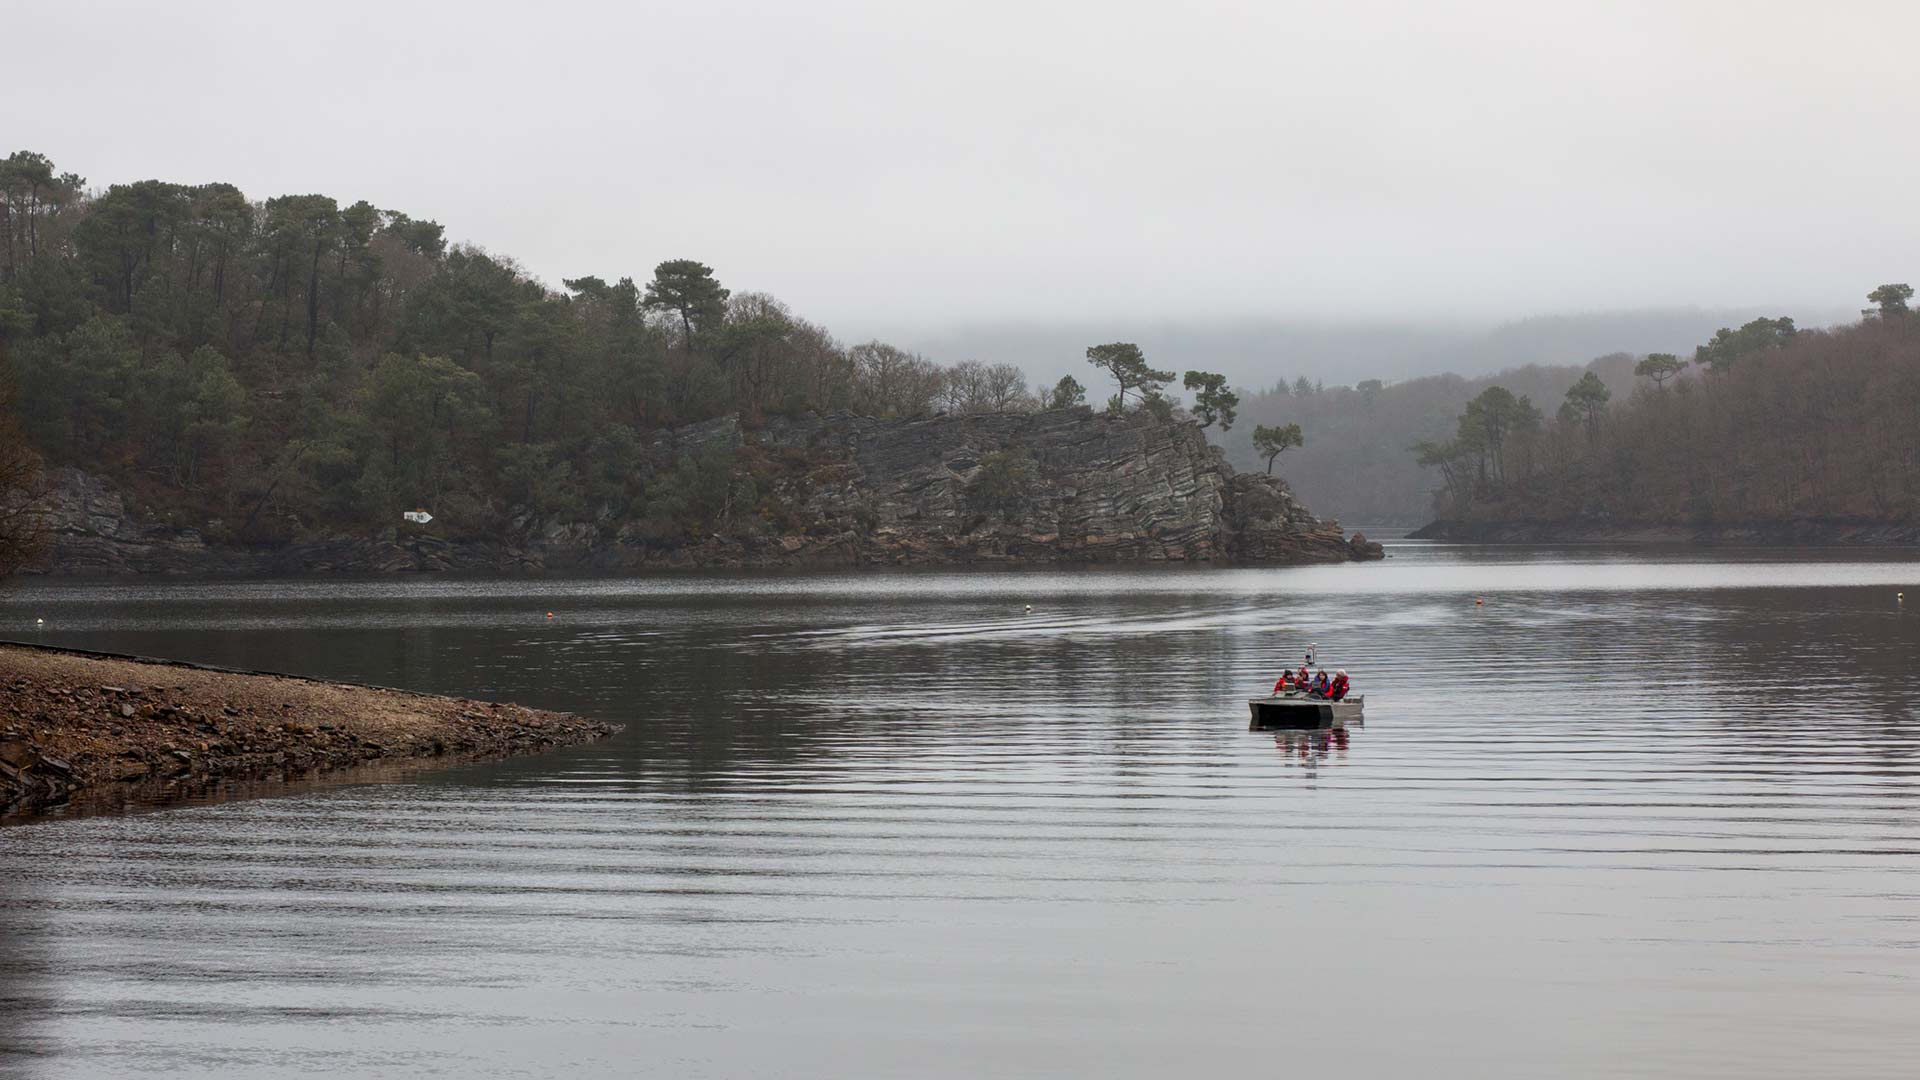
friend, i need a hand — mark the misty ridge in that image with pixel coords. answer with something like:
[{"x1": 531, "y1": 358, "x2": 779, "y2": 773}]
[{"x1": 896, "y1": 306, "x2": 1854, "y2": 392}]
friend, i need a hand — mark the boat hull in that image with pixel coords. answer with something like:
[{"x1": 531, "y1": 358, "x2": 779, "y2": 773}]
[{"x1": 1248, "y1": 694, "x2": 1364, "y2": 731}]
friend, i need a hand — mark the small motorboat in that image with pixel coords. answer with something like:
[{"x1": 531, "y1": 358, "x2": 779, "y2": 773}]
[{"x1": 1248, "y1": 691, "x2": 1364, "y2": 731}]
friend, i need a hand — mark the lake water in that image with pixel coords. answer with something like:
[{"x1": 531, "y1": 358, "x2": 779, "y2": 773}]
[{"x1": 3, "y1": 542, "x2": 1919, "y2": 1079}]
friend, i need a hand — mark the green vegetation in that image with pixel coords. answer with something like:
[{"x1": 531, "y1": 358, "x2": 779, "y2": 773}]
[
  {"x1": 1043, "y1": 376, "x2": 1086, "y2": 409},
  {"x1": 1418, "y1": 286, "x2": 1920, "y2": 524},
  {"x1": 1226, "y1": 359, "x2": 1638, "y2": 523},
  {"x1": 1414, "y1": 386, "x2": 1542, "y2": 491},
  {"x1": 1691, "y1": 316, "x2": 1796, "y2": 374},
  {"x1": 1866, "y1": 282, "x2": 1912, "y2": 318},
  {"x1": 0, "y1": 382, "x2": 43, "y2": 575},
  {"x1": 0, "y1": 150, "x2": 1239, "y2": 552},
  {"x1": 1633, "y1": 352, "x2": 1684, "y2": 389},
  {"x1": 966, "y1": 449, "x2": 1042, "y2": 521},
  {"x1": 1251, "y1": 423, "x2": 1303, "y2": 475},
  {"x1": 1085, "y1": 342, "x2": 1174, "y2": 410},
  {"x1": 1182, "y1": 370, "x2": 1239, "y2": 431},
  {"x1": 1559, "y1": 372, "x2": 1610, "y2": 435}
]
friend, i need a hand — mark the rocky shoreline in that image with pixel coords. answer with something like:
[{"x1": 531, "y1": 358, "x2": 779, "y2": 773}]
[
  {"x1": 1407, "y1": 517, "x2": 1920, "y2": 545},
  {"x1": 29, "y1": 409, "x2": 1383, "y2": 575},
  {"x1": 0, "y1": 643, "x2": 620, "y2": 821}
]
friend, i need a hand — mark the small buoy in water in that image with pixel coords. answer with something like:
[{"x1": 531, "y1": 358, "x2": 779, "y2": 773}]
[
  {"x1": 1024, "y1": 604, "x2": 1032, "y2": 612},
  {"x1": 35, "y1": 617, "x2": 44, "y2": 625},
  {"x1": 1475, "y1": 597, "x2": 1484, "y2": 607},
  {"x1": 546, "y1": 611, "x2": 555, "y2": 619}
]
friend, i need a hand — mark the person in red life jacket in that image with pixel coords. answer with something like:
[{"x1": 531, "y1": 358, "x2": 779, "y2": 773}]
[
  {"x1": 1274, "y1": 670, "x2": 1300, "y2": 694},
  {"x1": 1311, "y1": 670, "x2": 1331, "y2": 697},
  {"x1": 1330, "y1": 669, "x2": 1350, "y2": 701}
]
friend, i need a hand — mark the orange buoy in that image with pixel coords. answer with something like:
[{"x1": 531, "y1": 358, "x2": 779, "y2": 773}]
[
  {"x1": 546, "y1": 611, "x2": 554, "y2": 619},
  {"x1": 1475, "y1": 597, "x2": 1484, "y2": 607}
]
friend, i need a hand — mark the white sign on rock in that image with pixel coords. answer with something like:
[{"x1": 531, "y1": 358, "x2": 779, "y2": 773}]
[{"x1": 403, "y1": 510, "x2": 433, "y2": 524}]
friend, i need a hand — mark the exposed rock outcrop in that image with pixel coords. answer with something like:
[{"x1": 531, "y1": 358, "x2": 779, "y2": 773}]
[
  {"x1": 29, "y1": 409, "x2": 1381, "y2": 575},
  {"x1": 737, "y1": 408, "x2": 1370, "y2": 565},
  {"x1": 37, "y1": 467, "x2": 223, "y2": 574}
]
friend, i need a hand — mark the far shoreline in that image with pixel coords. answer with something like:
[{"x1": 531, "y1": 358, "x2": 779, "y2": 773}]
[{"x1": 1408, "y1": 518, "x2": 1920, "y2": 547}]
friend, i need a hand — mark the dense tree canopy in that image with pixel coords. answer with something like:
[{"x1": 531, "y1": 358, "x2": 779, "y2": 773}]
[
  {"x1": 1419, "y1": 298, "x2": 1920, "y2": 525},
  {"x1": 0, "y1": 381, "x2": 44, "y2": 575},
  {"x1": 0, "y1": 151, "x2": 1249, "y2": 553}
]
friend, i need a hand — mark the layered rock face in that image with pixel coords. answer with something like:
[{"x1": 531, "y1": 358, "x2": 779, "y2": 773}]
[
  {"x1": 37, "y1": 468, "x2": 225, "y2": 574},
  {"x1": 33, "y1": 467, "x2": 512, "y2": 575},
  {"x1": 743, "y1": 408, "x2": 1372, "y2": 564},
  {"x1": 29, "y1": 409, "x2": 1382, "y2": 574}
]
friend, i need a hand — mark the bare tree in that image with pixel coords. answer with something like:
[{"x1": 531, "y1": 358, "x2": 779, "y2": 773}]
[
  {"x1": 849, "y1": 341, "x2": 945, "y2": 416},
  {"x1": 942, "y1": 360, "x2": 987, "y2": 412},
  {"x1": 942, "y1": 360, "x2": 1033, "y2": 413},
  {"x1": 976, "y1": 362, "x2": 1031, "y2": 411}
]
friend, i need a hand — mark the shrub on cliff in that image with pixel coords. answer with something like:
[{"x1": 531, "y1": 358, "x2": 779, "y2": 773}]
[{"x1": 967, "y1": 450, "x2": 1041, "y2": 521}]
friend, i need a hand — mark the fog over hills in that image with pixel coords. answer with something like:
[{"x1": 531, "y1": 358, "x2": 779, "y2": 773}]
[{"x1": 891, "y1": 306, "x2": 1858, "y2": 392}]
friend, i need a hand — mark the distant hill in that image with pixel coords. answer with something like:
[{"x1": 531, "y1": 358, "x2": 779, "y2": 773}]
[{"x1": 895, "y1": 307, "x2": 1855, "y2": 391}]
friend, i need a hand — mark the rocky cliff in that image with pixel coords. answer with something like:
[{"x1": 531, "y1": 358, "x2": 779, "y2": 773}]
[{"x1": 29, "y1": 408, "x2": 1382, "y2": 575}]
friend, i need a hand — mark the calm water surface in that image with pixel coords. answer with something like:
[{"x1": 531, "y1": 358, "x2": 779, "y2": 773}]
[{"x1": 2, "y1": 543, "x2": 1919, "y2": 1078}]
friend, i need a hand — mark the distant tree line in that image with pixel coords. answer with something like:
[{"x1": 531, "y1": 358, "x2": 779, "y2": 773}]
[
  {"x1": 0, "y1": 150, "x2": 1235, "y2": 550},
  {"x1": 1224, "y1": 358, "x2": 1640, "y2": 524},
  {"x1": 1418, "y1": 286, "x2": 1920, "y2": 524}
]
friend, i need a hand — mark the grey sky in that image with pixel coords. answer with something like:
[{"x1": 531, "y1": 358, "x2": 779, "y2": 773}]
[{"x1": 11, "y1": 0, "x2": 1917, "y2": 350}]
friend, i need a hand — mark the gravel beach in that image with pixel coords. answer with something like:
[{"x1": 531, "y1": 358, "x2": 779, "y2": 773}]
[{"x1": 0, "y1": 643, "x2": 619, "y2": 820}]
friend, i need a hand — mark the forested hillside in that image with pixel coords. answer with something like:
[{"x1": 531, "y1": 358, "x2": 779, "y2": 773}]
[
  {"x1": 1412, "y1": 292, "x2": 1920, "y2": 531},
  {"x1": 1220, "y1": 356, "x2": 1638, "y2": 524},
  {"x1": 9, "y1": 149, "x2": 1903, "y2": 556},
  {"x1": 0, "y1": 151, "x2": 1072, "y2": 550}
]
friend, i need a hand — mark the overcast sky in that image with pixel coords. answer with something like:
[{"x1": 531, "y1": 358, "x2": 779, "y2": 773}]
[{"x1": 10, "y1": 1, "x2": 1917, "y2": 345}]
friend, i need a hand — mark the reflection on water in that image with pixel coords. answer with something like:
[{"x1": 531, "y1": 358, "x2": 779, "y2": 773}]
[{"x1": 1, "y1": 542, "x2": 1918, "y2": 1078}]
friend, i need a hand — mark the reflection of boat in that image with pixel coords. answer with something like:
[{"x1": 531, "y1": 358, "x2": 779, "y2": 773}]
[{"x1": 1248, "y1": 692, "x2": 1364, "y2": 731}]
